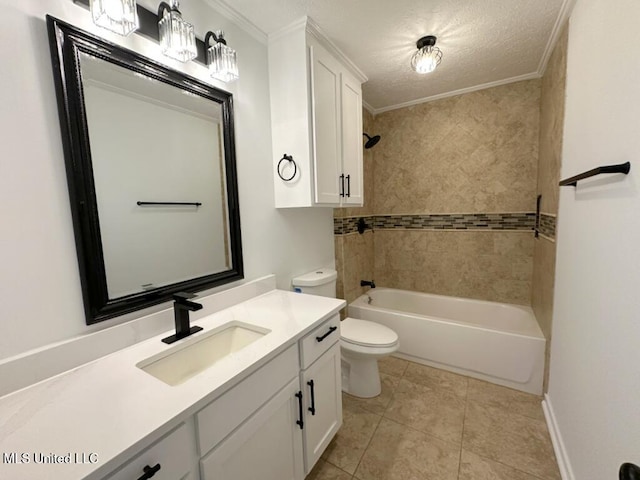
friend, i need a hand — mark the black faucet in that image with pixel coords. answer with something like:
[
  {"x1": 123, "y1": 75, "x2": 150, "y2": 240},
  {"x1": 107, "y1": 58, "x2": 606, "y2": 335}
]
[
  {"x1": 162, "y1": 292, "x2": 203, "y2": 344},
  {"x1": 360, "y1": 280, "x2": 376, "y2": 288}
]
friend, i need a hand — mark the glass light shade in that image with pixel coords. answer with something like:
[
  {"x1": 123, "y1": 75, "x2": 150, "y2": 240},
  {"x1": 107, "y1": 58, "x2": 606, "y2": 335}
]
[
  {"x1": 208, "y1": 41, "x2": 239, "y2": 83},
  {"x1": 411, "y1": 45, "x2": 443, "y2": 74},
  {"x1": 90, "y1": 0, "x2": 139, "y2": 36},
  {"x1": 158, "y1": 7, "x2": 197, "y2": 62}
]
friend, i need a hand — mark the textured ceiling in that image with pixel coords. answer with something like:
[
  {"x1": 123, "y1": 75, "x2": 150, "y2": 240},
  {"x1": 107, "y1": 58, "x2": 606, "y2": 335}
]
[{"x1": 222, "y1": 0, "x2": 567, "y2": 112}]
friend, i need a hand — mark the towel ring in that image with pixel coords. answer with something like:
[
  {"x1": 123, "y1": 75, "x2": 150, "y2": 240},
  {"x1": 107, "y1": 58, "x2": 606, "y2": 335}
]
[{"x1": 277, "y1": 154, "x2": 297, "y2": 182}]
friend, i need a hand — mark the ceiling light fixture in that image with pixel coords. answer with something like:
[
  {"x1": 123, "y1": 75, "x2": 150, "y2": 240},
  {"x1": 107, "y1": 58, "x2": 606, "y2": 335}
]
[
  {"x1": 157, "y1": 0, "x2": 197, "y2": 62},
  {"x1": 90, "y1": 0, "x2": 139, "y2": 36},
  {"x1": 411, "y1": 35, "x2": 443, "y2": 74},
  {"x1": 205, "y1": 30, "x2": 239, "y2": 83}
]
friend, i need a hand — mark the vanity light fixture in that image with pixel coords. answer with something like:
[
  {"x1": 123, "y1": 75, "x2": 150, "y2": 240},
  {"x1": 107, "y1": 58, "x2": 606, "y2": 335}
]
[
  {"x1": 157, "y1": 0, "x2": 197, "y2": 62},
  {"x1": 205, "y1": 30, "x2": 239, "y2": 83},
  {"x1": 90, "y1": 0, "x2": 139, "y2": 36},
  {"x1": 411, "y1": 35, "x2": 443, "y2": 74}
]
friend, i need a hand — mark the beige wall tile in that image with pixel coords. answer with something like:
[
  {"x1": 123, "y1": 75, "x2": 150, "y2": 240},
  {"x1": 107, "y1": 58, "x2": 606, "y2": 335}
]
[
  {"x1": 374, "y1": 230, "x2": 534, "y2": 305},
  {"x1": 338, "y1": 231, "x2": 374, "y2": 306},
  {"x1": 335, "y1": 236, "x2": 345, "y2": 300},
  {"x1": 372, "y1": 80, "x2": 540, "y2": 215},
  {"x1": 532, "y1": 24, "x2": 567, "y2": 391},
  {"x1": 532, "y1": 236, "x2": 558, "y2": 392},
  {"x1": 537, "y1": 24, "x2": 568, "y2": 215}
]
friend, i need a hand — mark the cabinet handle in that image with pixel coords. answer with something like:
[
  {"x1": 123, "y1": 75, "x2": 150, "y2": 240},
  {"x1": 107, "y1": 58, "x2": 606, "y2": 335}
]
[
  {"x1": 339, "y1": 174, "x2": 345, "y2": 197},
  {"x1": 346, "y1": 174, "x2": 351, "y2": 197},
  {"x1": 307, "y1": 379, "x2": 316, "y2": 416},
  {"x1": 295, "y1": 391, "x2": 304, "y2": 429},
  {"x1": 316, "y1": 326, "x2": 337, "y2": 342},
  {"x1": 137, "y1": 463, "x2": 161, "y2": 480}
]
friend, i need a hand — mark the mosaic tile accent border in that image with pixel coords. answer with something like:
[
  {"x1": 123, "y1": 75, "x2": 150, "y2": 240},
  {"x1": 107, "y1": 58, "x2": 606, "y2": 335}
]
[
  {"x1": 334, "y1": 213, "x2": 535, "y2": 235},
  {"x1": 538, "y1": 213, "x2": 556, "y2": 240},
  {"x1": 334, "y1": 216, "x2": 375, "y2": 235}
]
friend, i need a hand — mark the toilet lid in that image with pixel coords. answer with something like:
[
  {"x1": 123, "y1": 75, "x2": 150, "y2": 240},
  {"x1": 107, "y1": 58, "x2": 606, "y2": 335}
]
[{"x1": 341, "y1": 318, "x2": 398, "y2": 348}]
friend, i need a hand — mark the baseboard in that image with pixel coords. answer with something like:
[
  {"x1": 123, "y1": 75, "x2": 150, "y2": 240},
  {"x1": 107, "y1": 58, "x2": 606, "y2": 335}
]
[{"x1": 542, "y1": 394, "x2": 575, "y2": 480}]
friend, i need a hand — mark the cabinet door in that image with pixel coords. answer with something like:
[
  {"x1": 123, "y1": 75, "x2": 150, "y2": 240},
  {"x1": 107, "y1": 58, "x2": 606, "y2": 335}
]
[
  {"x1": 310, "y1": 44, "x2": 342, "y2": 205},
  {"x1": 200, "y1": 377, "x2": 304, "y2": 480},
  {"x1": 340, "y1": 72, "x2": 364, "y2": 206},
  {"x1": 302, "y1": 343, "x2": 343, "y2": 473}
]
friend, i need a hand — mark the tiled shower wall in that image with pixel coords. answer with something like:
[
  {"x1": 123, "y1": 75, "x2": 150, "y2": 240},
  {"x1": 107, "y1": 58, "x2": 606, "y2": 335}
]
[
  {"x1": 532, "y1": 24, "x2": 568, "y2": 391},
  {"x1": 335, "y1": 80, "x2": 542, "y2": 306}
]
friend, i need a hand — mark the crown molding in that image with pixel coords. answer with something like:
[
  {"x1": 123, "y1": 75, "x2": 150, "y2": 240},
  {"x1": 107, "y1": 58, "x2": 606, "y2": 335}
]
[
  {"x1": 362, "y1": 100, "x2": 375, "y2": 115},
  {"x1": 369, "y1": 72, "x2": 541, "y2": 115},
  {"x1": 305, "y1": 17, "x2": 368, "y2": 83},
  {"x1": 202, "y1": 0, "x2": 268, "y2": 44},
  {"x1": 267, "y1": 17, "x2": 308, "y2": 42},
  {"x1": 537, "y1": 0, "x2": 576, "y2": 75}
]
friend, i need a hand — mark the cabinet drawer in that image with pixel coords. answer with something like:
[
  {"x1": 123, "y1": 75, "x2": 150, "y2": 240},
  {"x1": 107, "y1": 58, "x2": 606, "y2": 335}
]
[
  {"x1": 196, "y1": 344, "x2": 299, "y2": 455},
  {"x1": 300, "y1": 315, "x2": 340, "y2": 370},
  {"x1": 104, "y1": 422, "x2": 193, "y2": 480}
]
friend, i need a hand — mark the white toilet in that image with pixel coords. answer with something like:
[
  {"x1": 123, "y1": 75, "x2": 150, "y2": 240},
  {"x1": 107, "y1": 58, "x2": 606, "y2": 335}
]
[{"x1": 291, "y1": 269, "x2": 399, "y2": 398}]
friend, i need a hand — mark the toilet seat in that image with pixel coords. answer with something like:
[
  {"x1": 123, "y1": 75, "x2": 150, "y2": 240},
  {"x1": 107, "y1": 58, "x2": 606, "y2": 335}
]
[{"x1": 341, "y1": 317, "x2": 398, "y2": 348}]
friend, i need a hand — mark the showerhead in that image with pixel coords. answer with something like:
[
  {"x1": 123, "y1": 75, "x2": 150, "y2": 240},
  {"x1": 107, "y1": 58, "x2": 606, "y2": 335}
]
[{"x1": 363, "y1": 133, "x2": 381, "y2": 149}]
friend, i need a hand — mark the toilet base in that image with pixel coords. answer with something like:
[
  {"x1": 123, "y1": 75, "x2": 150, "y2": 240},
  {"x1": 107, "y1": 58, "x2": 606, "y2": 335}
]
[{"x1": 341, "y1": 354, "x2": 382, "y2": 398}]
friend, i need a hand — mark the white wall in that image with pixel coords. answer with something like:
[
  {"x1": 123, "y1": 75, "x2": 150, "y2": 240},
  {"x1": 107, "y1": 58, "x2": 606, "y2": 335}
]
[
  {"x1": 547, "y1": 0, "x2": 640, "y2": 478},
  {"x1": 0, "y1": 0, "x2": 334, "y2": 361}
]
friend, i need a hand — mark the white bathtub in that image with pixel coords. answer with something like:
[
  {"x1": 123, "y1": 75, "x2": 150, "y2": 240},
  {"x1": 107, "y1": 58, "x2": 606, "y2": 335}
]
[{"x1": 348, "y1": 288, "x2": 545, "y2": 394}]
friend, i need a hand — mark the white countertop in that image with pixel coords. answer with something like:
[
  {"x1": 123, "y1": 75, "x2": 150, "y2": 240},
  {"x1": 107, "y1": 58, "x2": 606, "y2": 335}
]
[{"x1": 0, "y1": 289, "x2": 345, "y2": 480}]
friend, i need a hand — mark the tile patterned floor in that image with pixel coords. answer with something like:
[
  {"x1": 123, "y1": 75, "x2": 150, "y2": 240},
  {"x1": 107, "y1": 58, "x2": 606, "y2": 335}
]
[{"x1": 308, "y1": 357, "x2": 560, "y2": 480}]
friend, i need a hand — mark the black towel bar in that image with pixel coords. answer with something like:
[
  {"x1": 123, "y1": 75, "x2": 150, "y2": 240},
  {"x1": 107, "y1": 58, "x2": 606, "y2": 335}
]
[
  {"x1": 137, "y1": 201, "x2": 202, "y2": 207},
  {"x1": 559, "y1": 162, "x2": 630, "y2": 187}
]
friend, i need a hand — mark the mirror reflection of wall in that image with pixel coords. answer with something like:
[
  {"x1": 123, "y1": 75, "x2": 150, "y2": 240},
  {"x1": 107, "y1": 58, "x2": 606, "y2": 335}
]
[{"x1": 80, "y1": 53, "x2": 231, "y2": 299}]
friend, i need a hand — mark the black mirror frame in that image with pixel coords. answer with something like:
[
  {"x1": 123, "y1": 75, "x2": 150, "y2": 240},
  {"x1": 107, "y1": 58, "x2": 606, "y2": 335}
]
[{"x1": 46, "y1": 16, "x2": 243, "y2": 325}]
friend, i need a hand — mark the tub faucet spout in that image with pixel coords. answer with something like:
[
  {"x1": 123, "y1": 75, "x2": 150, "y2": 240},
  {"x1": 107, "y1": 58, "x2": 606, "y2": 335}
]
[{"x1": 361, "y1": 280, "x2": 376, "y2": 288}]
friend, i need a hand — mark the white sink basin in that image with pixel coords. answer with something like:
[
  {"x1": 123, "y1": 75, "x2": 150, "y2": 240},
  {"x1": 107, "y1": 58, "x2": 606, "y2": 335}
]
[{"x1": 137, "y1": 321, "x2": 271, "y2": 386}]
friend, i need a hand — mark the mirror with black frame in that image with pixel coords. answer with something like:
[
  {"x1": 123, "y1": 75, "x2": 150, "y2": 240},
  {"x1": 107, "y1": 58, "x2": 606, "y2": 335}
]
[{"x1": 47, "y1": 16, "x2": 243, "y2": 325}]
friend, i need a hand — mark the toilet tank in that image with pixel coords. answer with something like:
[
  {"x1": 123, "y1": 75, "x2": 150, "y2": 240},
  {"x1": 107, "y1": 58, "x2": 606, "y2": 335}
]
[{"x1": 291, "y1": 269, "x2": 337, "y2": 298}]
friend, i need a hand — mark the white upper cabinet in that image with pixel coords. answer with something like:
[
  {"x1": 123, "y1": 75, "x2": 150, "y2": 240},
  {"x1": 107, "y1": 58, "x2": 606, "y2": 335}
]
[
  {"x1": 340, "y1": 71, "x2": 364, "y2": 205},
  {"x1": 269, "y1": 18, "x2": 367, "y2": 208}
]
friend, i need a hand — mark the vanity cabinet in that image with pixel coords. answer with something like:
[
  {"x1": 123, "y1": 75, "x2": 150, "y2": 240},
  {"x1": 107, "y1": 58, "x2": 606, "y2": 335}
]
[
  {"x1": 300, "y1": 343, "x2": 342, "y2": 471},
  {"x1": 298, "y1": 315, "x2": 342, "y2": 472},
  {"x1": 103, "y1": 422, "x2": 197, "y2": 480},
  {"x1": 102, "y1": 317, "x2": 342, "y2": 480},
  {"x1": 199, "y1": 315, "x2": 342, "y2": 479},
  {"x1": 200, "y1": 378, "x2": 304, "y2": 480},
  {"x1": 269, "y1": 17, "x2": 367, "y2": 208}
]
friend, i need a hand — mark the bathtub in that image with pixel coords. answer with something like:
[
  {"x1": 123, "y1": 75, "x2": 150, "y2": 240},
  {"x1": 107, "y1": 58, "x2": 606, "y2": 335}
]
[{"x1": 348, "y1": 288, "x2": 545, "y2": 395}]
